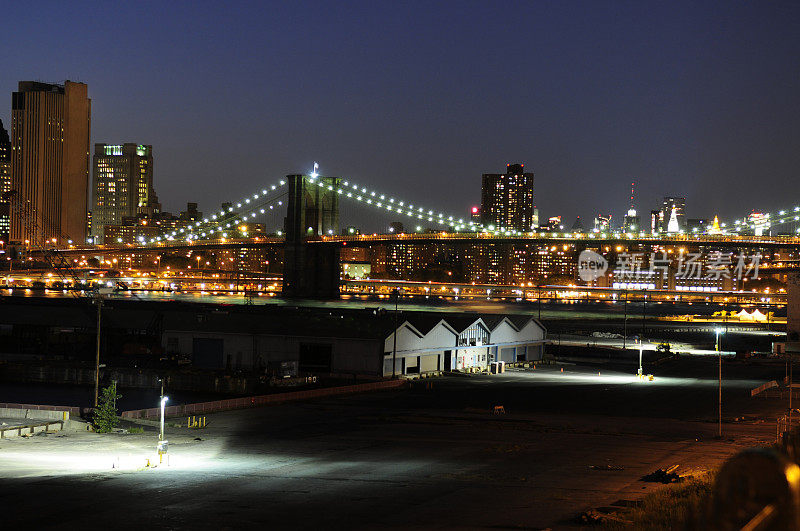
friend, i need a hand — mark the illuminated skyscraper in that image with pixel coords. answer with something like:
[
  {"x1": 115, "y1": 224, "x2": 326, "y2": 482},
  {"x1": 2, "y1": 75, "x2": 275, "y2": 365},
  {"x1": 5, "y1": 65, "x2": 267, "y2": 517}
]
[
  {"x1": 91, "y1": 143, "x2": 159, "y2": 241},
  {"x1": 480, "y1": 163, "x2": 534, "y2": 232},
  {"x1": 622, "y1": 182, "x2": 640, "y2": 232},
  {"x1": 10, "y1": 81, "x2": 91, "y2": 245},
  {"x1": 0, "y1": 119, "x2": 10, "y2": 243},
  {"x1": 660, "y1": 197, "x2": 686, "y2": 232}
]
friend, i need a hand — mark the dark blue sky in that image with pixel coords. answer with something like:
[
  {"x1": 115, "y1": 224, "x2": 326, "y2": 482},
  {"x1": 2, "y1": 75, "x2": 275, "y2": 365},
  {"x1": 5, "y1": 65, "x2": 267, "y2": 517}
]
[{"x1": 3, "y1": 1, "x2": 799, "y2": 229}]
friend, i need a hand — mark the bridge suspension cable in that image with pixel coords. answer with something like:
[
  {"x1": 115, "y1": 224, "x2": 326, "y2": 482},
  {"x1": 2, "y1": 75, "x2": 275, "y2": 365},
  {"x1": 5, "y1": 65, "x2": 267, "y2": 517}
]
[
  {"x1": 131, "y1": 168, "x2": 529, "y2": 249},
  {"x1": 140, "y1": 179, "x2": 288, "y2": 246},
  {"x1": 306, "y1": 174, "x2": 522, "y2": 235}
]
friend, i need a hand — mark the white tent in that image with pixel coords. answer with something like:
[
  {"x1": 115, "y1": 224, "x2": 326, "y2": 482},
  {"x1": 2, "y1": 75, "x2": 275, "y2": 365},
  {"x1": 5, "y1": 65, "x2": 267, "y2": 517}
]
[{"x1": 737, "y1": 309, "x2": 754, "y2": 321}]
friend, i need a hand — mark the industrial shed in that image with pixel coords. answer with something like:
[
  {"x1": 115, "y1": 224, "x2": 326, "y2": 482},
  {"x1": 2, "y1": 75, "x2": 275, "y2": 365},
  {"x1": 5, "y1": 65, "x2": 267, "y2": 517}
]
[
  {"x1": 160, "y1": 306, "x2": 547, "y2": 378},
  {"x1": 382, "y1": 313, "x2": 546, "y2": 376}
]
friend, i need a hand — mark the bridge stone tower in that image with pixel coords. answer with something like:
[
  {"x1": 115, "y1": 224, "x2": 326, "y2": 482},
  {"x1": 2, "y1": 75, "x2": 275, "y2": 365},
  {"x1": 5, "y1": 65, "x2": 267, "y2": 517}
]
[{"x1": 283, "y1": 174, "x2": 341, "y2": 299}]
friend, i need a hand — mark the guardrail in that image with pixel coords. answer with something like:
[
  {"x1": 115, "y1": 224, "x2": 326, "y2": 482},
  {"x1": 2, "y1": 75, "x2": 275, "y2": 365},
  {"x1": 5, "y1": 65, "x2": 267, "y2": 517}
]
[{"x1": 121, "y1": 379, "x2": 407, "y2": 419}]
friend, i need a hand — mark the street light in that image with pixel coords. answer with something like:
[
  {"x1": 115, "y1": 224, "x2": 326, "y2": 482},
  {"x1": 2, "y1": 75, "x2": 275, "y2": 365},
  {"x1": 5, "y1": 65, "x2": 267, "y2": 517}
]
[
  {"x1": 715, "y1": 327, "x2": 724, "y2": 438},
  {"x1": 159, "y1": 395, "x2": 169, "y2": 441},
  {"x1": 636, "y1": 336, "x2": 643, "y2": 377}
]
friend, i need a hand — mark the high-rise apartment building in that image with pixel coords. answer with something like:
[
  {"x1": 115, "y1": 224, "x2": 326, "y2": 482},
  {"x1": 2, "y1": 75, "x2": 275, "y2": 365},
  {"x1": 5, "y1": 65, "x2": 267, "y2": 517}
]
[
  {"x1": 10, "y1": 81, "x2": 91, "y2": 245},
  {"x1": 480, "y1": 163, "x2": 534, "y2": 232},
  {"x1": 650, "y1": 210, "x2": 661, "y2": 233},
  {"x1": 0, "y1": 119, "x2": 11, "y2": 244},
  {"x1": 661, "y1": 197, "x2": 686, "y2": 232},
  {"x1": 91, "y1": 143, "x2": 159, "y2": 240}
]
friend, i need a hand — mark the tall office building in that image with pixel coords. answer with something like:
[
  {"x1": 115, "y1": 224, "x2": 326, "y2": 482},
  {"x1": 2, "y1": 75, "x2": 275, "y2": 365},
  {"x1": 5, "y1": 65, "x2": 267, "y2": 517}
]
[
  {"x1": 650, "y1": 210, "x2": 661, "y2": 234},
  {"x1": 480, "y1": 163, "x2": 534, "y2": 232},
  {"x1": 91, "y1": 143, "x2": 159, "y2": 240},
  {"x1": 0, "y1": 119, "x2": 11, "y2": 243},
  {"x1": 10, "y1": 81, "x2": 91, "y2": 245},
  {"x1": 661, "y1": 197, "x2": 686, "y2": 232}
]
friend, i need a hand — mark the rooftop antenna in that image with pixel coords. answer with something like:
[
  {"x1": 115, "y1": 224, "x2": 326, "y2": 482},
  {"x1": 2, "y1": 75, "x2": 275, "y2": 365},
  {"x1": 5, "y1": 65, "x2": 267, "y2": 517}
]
[
  {"x1": 630, "y1": 182, "x2": 635, "y2": 210},
  {"x1": 627, "y1": 182, "x2": 637, "y2": 217}
]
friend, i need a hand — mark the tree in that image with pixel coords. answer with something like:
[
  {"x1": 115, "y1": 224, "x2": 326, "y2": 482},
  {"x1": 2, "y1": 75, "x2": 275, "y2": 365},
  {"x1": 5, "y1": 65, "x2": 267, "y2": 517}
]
[{"x1": 93, "y1": 383, "x2": 121, "y2": 433}]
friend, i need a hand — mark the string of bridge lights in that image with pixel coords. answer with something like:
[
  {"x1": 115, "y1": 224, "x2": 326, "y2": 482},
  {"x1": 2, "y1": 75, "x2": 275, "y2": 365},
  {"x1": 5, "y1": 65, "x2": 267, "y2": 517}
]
[
  {"x1": 131, "y1": 163, "x2": 800, "y2": 249},
  {"x1": 132, "y1": 164, "x2": 524, "y2": 247},
  {"x1": 305, "y1": 166, "x2": 518, "y2": 235},
  {"x1": 139, "y1": 180, "x2": 288, "y2": 245}
]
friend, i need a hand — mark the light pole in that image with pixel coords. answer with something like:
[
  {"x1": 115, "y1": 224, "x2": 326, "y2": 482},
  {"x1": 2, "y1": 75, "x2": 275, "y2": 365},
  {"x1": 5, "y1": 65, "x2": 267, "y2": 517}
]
[
  {"x1": 636, "y1": 336, "x2": 642, "y2": 377},
  {"x1": 715, "y1": 327, "x2": 724, "y2": 438},
  {"x1": 159, "y1": 395, "x2": 168, "y2": 441}
]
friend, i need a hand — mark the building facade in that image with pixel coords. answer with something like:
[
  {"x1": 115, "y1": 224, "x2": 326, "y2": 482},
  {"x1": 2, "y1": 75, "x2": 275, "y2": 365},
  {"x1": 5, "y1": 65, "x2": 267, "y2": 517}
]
[
  {"x1": 10, "y1": 81, "x2": 91, "y2": 245},
  {"x1": 480, "y1": 163, "x2": 535, "y2": 232},
  {"x1": 92, "y1": 143, "x2": 159, "y2": 241},
  {"x1": 0, "y1": 119, "x2": 10, "y2": 244}
]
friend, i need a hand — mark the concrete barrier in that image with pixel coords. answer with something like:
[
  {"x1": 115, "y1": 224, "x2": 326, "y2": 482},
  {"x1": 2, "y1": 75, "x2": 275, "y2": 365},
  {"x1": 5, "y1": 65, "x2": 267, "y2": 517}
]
[
  {"x1": 0, "y1": 406, "x2": 70, "y2": 421},
  {"x1": 121, "y1": 379, "x2": 408, "y2": 419},
  {"x1": 0, "y1": 420, "x2": 64, "y2": 438},
  {"x1": 0, "y1": 402, "x2": 81, "y2": 419}
]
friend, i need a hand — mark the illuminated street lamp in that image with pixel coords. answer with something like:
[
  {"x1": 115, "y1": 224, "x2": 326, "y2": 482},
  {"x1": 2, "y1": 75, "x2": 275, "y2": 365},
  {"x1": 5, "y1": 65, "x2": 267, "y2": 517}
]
[
  {"x1": 636, "y1": 336, "x2": 642, "y2": 376},
  {"x1": 715, "y1": 327, "x2": 724, "y2": 438},
  {"x1": 159, "y1": 395, "x2": 169, "y2": 441}
]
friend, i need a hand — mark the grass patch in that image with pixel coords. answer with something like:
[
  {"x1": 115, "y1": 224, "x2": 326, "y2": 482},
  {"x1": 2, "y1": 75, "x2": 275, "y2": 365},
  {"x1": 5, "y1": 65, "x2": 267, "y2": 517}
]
[
  {"x1": 128, "y1": 427, "x2": 145, "y2": 434},
  {"x1": 606, "y1": 472, "x2": 714, "y2": 530}
]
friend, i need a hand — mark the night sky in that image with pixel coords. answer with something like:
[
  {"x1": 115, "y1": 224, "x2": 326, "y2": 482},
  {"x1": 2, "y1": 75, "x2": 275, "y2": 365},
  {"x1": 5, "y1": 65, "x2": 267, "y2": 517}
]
[{"x1": 3, "y1": 1, "x2": 799, "y2": 229}]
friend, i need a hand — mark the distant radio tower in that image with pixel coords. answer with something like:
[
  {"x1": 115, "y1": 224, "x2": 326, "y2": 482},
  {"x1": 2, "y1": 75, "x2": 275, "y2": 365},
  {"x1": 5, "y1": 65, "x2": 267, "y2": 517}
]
[
  {"x1": 630, "y1": 182, "x2": 635, "y2": 210},
  {"x1": 627, "y1": 182, "x2": 637, "y2": 217}
]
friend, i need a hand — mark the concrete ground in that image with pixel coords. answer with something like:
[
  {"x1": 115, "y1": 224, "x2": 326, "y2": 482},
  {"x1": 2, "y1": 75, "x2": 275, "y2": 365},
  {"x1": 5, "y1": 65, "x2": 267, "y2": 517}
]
[{"x1": 0, "y1": 358, "x2": 788, "y2": 529}]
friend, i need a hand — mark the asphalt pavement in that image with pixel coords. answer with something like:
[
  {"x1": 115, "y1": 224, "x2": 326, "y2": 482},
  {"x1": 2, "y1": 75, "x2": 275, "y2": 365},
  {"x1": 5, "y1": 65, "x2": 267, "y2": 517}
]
[{"x1": 0, "y1": 360, "x2": 787, "y2": 529}]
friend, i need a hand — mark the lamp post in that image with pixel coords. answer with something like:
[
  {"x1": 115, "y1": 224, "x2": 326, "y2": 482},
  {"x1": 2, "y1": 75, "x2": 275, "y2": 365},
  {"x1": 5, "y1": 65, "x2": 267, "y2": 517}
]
[
  {"x1": 715, "y1": 327, "x2": 724, "y2": 438},
  {"x1": 636, "y1": 336, "x2": 642, "y2": 376},
  {"x1": 159, "y1": 395, "x2": 168, "y2": 441}
]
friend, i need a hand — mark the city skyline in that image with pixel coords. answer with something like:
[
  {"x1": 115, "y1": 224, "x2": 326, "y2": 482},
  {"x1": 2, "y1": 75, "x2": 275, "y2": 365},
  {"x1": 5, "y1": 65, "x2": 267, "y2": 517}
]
[{"x1": 2, "y1": 2, "x2": 799, "y2": 227}]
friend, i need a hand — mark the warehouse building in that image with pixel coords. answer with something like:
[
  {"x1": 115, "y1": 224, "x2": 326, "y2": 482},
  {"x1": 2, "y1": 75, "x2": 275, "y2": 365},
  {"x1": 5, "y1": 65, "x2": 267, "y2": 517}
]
[{"x1": 160, "y1": 307, "x2": 546, "y2": 377}]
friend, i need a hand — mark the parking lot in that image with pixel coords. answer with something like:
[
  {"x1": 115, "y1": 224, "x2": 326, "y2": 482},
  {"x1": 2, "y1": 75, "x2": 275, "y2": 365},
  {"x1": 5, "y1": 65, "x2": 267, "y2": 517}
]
[{"x1": 0, "y1": 360, "x2": 786, "y2": 529}]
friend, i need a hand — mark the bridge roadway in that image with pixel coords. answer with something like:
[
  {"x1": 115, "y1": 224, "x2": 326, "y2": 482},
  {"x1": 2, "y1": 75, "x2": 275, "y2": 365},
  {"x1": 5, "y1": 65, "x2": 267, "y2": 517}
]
[{"x1": 47, "y1": 231, "x2": 800, "y2": 258}]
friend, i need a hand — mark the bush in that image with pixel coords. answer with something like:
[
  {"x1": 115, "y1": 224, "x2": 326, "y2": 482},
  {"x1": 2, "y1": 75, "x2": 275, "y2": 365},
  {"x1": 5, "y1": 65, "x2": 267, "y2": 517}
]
[
  {"x1": 605, "y1": 472, "x2": 714, "y2": 530},
  {"x1": 93, "y1": 383, "x2": 121, "y2": 433}
]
